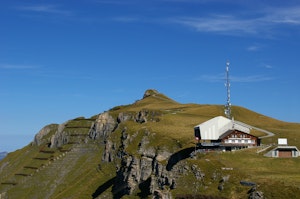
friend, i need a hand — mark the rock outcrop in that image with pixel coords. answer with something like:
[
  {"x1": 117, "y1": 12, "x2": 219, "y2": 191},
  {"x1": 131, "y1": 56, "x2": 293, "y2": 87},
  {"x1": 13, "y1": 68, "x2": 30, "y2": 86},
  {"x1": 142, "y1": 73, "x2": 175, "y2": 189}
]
[
  {"x1": 102, "y1": 139, "x2": 115, "y2": 162},
  {"x1": 135, "y1": 110, "x2": 161, "y2": 123},
  {"x1": 50, "y1": 122, "x2": 68, "y2": 148},
  {"x1": 104, "y1": 122, "x2": 179, "y2": 198},
  {"x1": 248, "y1": 186, "x2": 264, "y2": 199},
  {"x1": 112, "y1": 153, "x2": 178, "y2": 198},
  {"x1": 89, "y1": 112, "x2": 117, "y2": 140},
  {"x1": 117, "y1": 112, "x2": 133, "y2": 123},
  {"x1": 33, "y1": 124, "x2": 58, "y2": 146},
  {"x1": 143, "y1": 89, "x2": 159, "y2": 98}
]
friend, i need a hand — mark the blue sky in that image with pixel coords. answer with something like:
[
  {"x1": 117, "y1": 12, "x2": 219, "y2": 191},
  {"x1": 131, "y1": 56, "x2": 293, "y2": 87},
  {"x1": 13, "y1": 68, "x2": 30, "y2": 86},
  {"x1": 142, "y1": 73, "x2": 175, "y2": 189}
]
[{"x1": 1, "y1": 0, "x2": 300, "y2": 152}]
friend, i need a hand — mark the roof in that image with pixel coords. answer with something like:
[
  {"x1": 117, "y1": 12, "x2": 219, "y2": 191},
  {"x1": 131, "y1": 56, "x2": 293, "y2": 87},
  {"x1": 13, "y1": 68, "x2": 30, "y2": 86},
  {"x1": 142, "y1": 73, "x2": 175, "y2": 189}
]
[
  {"x1": 219, "y1": 130, "x2": 234, "y2": 140},
  {"x1": 274, "y1": 146, "x2": 300, "y2": 151},
  {"x1": 194, "y1": 116, "x2": 251, "y2": 140},
  {"x1": 264, "y1": 145, "x2": 300, "y2": 157}
]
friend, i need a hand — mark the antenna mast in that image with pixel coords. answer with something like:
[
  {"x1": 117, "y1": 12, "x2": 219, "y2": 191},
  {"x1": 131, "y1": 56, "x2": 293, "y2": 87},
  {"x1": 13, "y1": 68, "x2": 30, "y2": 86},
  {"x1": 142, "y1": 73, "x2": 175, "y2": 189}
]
[{"x1": 224, "y1": 60, "x2": 231, "y2": 119}]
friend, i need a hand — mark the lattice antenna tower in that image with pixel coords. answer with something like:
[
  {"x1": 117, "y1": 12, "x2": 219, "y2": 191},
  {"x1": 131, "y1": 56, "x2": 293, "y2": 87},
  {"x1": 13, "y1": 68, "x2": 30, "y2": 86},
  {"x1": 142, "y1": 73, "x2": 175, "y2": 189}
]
[{"x1": 224, "y1": 60, "x2": 232, "y2": 119}]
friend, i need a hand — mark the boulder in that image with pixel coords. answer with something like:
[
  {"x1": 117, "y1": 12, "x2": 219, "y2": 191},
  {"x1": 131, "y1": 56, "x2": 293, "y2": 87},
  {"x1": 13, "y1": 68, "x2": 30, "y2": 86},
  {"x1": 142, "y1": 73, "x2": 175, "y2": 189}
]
[{"x1": 117, "y1": 112, "x2": 132, "y2": 123}]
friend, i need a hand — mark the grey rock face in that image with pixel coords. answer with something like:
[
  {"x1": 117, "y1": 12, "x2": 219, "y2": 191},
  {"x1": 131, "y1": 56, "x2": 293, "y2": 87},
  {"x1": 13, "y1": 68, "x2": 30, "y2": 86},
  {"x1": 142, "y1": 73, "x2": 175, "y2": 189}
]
[
  {"x1": 138, "y1": 130, "x2": 156, "y2": 158},
  {"x1": 100, "y1": 109, "x2": 182, "y2": 198},
  {"x1": 101, "y1": 119, "x2": 174, "y2": 198},
  {"x1": 117, "y1": 112, "x2": 132, "y2": 123},
  {"x1": 102, "y1": 140, "x2": 115, "y2": 162},
  {"x1": 135, "y1": 109, "x2": 161, "y2": 123},
  {"x1": 111, "y1": 129, "x2": 177, "y2": 198},
  {"x1": 113, "y1": 154, "x2": 176, "y2": 198},
  {"x1": 135, "y1": 110, "x2": 148, "y2": 123},
  {"x1": 143, "y1": 89, "x2": 159, "y2": 98},
  {"x1": 89, "y1": 112, "x2": 116, "y2": 140},
  {"x1": 140, "y1": 157, "x2": 153, "y2": 181},
  {"x1": 33, "y1": 124, "x2": 58, "y2": 146},
  {"x1": 50, "y1": 122, "x2": 68, "y2": 148}
]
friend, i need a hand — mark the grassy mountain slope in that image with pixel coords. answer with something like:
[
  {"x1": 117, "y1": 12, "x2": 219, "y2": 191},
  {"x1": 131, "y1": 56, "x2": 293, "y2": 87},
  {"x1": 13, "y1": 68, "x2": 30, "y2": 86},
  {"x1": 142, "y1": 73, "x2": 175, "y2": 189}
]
[{"x1": 1, "y1": 89, "x2": 300, "y2": 198}]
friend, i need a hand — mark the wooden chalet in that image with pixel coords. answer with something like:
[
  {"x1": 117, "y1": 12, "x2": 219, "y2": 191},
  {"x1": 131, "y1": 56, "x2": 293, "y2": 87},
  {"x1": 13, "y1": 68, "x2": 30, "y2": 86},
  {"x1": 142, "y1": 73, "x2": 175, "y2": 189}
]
[{"x1": 219, "y1": 129, "x2": 260, "y2": 151}]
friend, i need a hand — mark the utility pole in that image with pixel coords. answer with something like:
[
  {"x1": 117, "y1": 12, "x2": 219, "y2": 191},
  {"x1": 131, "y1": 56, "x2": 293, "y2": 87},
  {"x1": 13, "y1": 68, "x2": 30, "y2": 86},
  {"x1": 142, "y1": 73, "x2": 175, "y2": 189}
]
[{"x1": 224, "y1": 60, "x2": 231, "y2": 119}]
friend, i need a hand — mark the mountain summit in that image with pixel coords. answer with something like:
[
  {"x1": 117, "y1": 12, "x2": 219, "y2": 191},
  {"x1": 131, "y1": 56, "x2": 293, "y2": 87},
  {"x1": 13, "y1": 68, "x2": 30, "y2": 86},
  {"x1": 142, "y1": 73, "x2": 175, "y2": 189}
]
[
  {"x1": 143, "y1": 89, "x2": 159, "y2": 98},
  {"x1": 0, "y1": 89, "x2": 300, "y2": 198}
]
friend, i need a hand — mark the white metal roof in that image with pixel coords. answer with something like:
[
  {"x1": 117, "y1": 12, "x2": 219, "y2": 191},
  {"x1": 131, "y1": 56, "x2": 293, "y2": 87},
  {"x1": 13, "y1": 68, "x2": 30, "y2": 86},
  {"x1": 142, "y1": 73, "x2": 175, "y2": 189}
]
[{"x1": 194, "y1": 116, "x2": 251, "y2": 140}]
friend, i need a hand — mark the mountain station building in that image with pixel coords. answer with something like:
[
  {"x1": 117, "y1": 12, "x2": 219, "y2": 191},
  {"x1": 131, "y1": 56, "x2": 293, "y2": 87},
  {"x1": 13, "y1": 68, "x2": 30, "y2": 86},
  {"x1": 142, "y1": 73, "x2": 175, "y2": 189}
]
[{"x1": 194, "y1": 116, "x2": 260, "y2": 151}]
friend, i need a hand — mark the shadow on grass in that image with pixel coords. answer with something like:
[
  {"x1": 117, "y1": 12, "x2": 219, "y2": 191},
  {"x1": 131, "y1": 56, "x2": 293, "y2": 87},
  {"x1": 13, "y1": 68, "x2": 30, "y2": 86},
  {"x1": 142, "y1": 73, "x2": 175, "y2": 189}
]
[
  {"x1": 92, "y1": 177, "x2": 116, "y2": 199},
  {"x1": 166, "y1": 147, "x2": 195, "y2": 171}
]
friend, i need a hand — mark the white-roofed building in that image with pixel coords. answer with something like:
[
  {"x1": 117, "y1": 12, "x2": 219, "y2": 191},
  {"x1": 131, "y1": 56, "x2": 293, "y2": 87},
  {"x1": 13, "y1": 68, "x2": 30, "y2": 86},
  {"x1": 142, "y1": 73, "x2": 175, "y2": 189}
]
[{"x1": 194, "y1": 116, "x2": 259, "y2": 150}]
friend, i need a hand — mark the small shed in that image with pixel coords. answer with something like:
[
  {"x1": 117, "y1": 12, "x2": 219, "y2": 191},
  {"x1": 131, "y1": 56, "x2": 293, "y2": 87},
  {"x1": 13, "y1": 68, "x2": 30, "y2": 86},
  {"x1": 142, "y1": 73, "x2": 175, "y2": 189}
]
[{"x1": 264, "y1": 146, "x2": 300, "y2": 158}]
